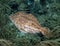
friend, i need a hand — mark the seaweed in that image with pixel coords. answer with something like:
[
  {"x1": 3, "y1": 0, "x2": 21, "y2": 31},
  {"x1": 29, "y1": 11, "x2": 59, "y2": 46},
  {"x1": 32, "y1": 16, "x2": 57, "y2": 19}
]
[{"x1": 0, "y1": 0, "x2": 60, "y2": 46}]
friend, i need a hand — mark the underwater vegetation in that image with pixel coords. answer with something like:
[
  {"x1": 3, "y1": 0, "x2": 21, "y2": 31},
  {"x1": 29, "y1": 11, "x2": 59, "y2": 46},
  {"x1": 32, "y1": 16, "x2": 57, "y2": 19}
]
[{"x1": 0, "y1": 0, "x2": 60, "y2": 46}]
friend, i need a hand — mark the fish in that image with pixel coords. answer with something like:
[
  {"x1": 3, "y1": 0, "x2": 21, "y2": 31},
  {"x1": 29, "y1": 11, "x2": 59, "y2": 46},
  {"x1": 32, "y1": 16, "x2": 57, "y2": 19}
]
[{"x1": 9, "y1": 12, "x2": 51, "y2": 37}]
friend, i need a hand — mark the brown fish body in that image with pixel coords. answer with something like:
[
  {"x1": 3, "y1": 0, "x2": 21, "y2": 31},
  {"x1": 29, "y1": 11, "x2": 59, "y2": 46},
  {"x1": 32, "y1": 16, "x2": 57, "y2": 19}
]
[{"x1": 9, "y1": 12, "x2": 51, "y2": 37}]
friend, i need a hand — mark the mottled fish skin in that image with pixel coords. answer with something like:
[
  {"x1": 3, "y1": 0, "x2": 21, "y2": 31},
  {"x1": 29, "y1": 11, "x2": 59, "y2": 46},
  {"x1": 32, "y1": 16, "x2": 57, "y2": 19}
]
[{"x1": 9, "y1": 12, "x2": 51, "y2": 37}]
